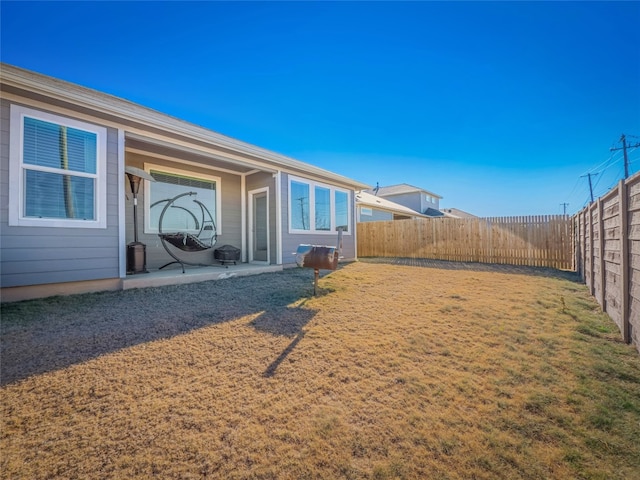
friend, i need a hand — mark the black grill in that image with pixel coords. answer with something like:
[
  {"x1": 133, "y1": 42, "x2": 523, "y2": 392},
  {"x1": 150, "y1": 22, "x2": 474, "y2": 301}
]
[{"x1": 214, "y1": 245, "x2": 241, "y2": 265}]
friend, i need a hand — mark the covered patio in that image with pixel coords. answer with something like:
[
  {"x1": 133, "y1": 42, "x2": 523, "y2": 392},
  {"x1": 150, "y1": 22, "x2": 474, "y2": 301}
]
[
  {"x1": 121, "y1": 263, "x2": 283, "y2": 290},
  {"x1": 123, "y1": 131, "x2": 281, "y2": 279}
]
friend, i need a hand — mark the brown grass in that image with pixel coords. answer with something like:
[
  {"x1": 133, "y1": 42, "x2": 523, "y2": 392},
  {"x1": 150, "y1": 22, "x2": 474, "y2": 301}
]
[{"x1": 2, "y1": 262, "x2": 639, "y2": 479}]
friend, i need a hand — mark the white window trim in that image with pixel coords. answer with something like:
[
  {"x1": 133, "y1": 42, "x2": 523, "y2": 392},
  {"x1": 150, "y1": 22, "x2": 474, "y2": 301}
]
[
  {"x1": 288, "y1": 174, "x2": 351, "y2": 235},
  {"x1": 143, "y1": 163, "x2": 222, "y2": 235},
  {"x1": 9, "y1": 104, "x2": 108, "y2": 228}
]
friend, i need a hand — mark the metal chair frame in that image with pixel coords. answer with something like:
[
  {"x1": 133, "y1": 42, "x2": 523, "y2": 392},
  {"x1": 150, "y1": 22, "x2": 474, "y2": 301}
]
[{"x1": 153, "y1": 191, "x2": 221, "y2": 273}]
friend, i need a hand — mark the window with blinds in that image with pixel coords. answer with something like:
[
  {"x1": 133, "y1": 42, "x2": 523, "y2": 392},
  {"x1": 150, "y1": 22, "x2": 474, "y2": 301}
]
[
  {"x1": 23, "y1": 117, "x2": 98, "y2": 220},
  {"x1": 9, "y1": 105, "x2": 107, "y2": 228}
]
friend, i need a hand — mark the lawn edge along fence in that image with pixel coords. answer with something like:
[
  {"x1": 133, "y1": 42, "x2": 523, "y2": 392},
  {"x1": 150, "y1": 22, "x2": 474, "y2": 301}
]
[{"x1": 357, "y1": 181, "x2": 640, "y2": 354}]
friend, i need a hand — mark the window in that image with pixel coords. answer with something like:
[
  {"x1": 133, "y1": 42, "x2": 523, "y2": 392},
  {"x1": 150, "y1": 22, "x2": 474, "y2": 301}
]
[
  {"x1": 360, "y1": 207, "x2": 373, "y2": 217},
  {"x1": 315, "y1": 186, "x2": 331, "y2": 231},
  {"x1": 288, "y1": 175, "x2": 350, "y2": 234},
  {"x1": 9, "y1": 105, "x2": 107, "y2": 228},
  {"x1": 144, "y1": 165, "x2": 221, "y2": 234},
  {"x1": 290, "y1": 180, "x2": 310, "y2": 230},
  {"x1": 335, "y1": 190, "x2": 349, "y2": 229}
]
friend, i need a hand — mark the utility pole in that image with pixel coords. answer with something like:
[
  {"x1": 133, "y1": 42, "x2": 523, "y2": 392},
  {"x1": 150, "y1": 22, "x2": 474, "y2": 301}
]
[
  {"x1": 581, "y1": 172, "x2": 598, "y2": 203},
  {"x1": 560, "y1": 203, "x2": 569, "y2": 215},
  {"x1": 610, "y1": 134, "x2": 640, "y2": 179},
  {"x1": 297, "y1": 197, "x2": 307, "y2": 230}
]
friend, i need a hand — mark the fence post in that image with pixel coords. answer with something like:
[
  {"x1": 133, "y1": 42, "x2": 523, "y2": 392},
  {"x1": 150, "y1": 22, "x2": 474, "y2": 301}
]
[
  {"x1": 582, "y1": 210, "x2": 587, "y2": 279},
  {"x1": 597, "y1": 198, "x2": 606, "y2": 309},
  {"x1": 575, "y1": 212, "x2": 582, "y2": 278},
  {"x1": 585, "y1": 210, "x2": 589, "y2": 286},
  {"x1": 571, "y1": 213, "x2": 582, "y2": 278},
  {"x1": 588, "y1": 205, "x2": 595, "y2": 294},
  {"x1": 619, "y1": 179, "x2": 631, "y2": 343}
]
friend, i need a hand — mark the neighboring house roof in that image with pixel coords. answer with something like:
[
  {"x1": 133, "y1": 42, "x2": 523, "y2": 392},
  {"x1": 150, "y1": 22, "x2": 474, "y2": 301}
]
[
  {"x1": 423, "y1": 207, "x2": 445, "y2": 217},
  {"x1": 369, "y1": 183, "x2": 442, "y2": 199},
  {"x1": 440, "y1": 208, "x2": 478, "y2": 219},
  {"x1": 356, "y1": 191, "x2": 427, "y2": 218},
  {"x1": 0, "y1": 63, "x2": 370, "y2": 191}
]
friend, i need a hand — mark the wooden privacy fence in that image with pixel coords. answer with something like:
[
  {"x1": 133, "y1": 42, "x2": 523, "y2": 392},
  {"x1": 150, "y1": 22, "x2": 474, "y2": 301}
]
[
  {"x1": 357, "y1": 215, "x2": 573, "y2": 270},
  {"x1": 574, "y1": 172, "x2": 640, "y2": 353}
]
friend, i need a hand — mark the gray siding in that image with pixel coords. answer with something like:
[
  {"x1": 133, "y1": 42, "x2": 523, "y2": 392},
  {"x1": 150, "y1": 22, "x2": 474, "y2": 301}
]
[
  {"x1": 0, "y1": 100, "x2": 120, "y2": 288},
  {"x1": 0, "y1": 94, "x2": 365, "y2": 289},
  {"x1": 280, "y1": 173, "x2": 356, "y2": 266},
  {"x1": 383, "y1": 192, "x2": 422, "y2": 213},
  {"x1": 358, "y1": 208, "x2": 393, "y2": 222},
  {"x1": 380, "y1": 192, "x2": 439, "y2": 214},
  {"x1": 421, "y1": 195, "x2": 440, "y2": 212},
  {"x1": 0, "y1": 100, "x2": 119, "y2": 287},
  {"x1": 125, "y1": 152, "x2": 243, "y2": 270}
]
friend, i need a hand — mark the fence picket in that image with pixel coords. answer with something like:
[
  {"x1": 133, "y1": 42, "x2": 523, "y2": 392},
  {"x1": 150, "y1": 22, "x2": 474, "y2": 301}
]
[{"x1": 357, "y1": 215, "x2": 573, "y2": 270}]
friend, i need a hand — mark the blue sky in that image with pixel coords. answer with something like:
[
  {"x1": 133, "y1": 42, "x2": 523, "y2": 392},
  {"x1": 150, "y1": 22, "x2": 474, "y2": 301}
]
[{"x1": 2, "y1": 1, "x2": 639, "y2": 217}]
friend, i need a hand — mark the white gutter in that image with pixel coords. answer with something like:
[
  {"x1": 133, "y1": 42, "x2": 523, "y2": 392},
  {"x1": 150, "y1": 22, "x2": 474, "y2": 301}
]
[
  {"x1": 117, "y1": 128, "x2": 127, "y2": 278},
  {"x1": 240, "y1": 174, "x2": 247, "y2": 263},
  {"x1": 275, "y1": 171, "x2": 283, "y2": 265}
]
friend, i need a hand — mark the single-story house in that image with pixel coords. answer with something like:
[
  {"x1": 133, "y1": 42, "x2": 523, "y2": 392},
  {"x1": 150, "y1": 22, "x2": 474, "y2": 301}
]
[
  {"x1": 355, "y1": 190, "x2": 428, "y2": 222},
  {"x1": 0, "y1": 64, "x2": 369, "y2": 302},
  {"x1": 368, "y1": 183, "x2": 443, "y2": 216}
]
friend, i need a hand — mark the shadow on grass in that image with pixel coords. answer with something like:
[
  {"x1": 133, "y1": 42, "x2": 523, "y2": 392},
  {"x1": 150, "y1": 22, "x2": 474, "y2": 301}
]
[
  {"x1": 250, "y1": 305, "x2": 317, "y2": 337},
  {"x1": 248, "y1": 268, "x2": 339, "y2": 376},
  {"x1": 262, "y1": 331, "x2": 306, "y2": 378},
  {"x1": 360, "y1": 257, "x2": 581, "y2": 282},
  {"x1": 1, "y1": 268, "x2": 324, "y2": 386},
  {"x1": 250, "y1": 307, "x2": 315, "y2": 377}
]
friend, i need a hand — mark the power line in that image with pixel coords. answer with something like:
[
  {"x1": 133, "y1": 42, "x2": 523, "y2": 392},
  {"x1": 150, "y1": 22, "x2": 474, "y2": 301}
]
[
  {"x1": 569, "y1": 135, "x2": 639, "y2": 209},
  {"x1": 584, "y1": 150, "x2": 622, "y2": 175},
  {"x1": 576, "y1": 150, "x2": 623, "y2": 205},
  {"x1": 610, "y1": 134, "x2": 640, "y2": 179},
  {"x1": 590, "y1": 169, "x2": 607, "y2": 195},
  {"x1": 580, "y1": 172, "x2": 598, "y2": 203},
  {"x1": 564, "y1": 177, "x2": 583, "y2": 204},
  {"x1": 608, "y1": 166, "x2": 626, "y2": 191}
]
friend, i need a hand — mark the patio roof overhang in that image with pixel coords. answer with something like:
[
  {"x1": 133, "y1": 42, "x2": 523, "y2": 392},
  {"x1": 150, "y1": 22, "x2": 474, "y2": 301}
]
[{"x1": 125, "y1": 132, "x2": 278, "y2": 176}]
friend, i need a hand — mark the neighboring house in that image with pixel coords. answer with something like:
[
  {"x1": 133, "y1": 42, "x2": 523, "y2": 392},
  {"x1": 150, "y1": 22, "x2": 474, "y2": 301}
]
[
  {"x1": 0, "y1": 64, "x2": 369, "y2": 301},
  {"x1": 440, "y1": 208, "x2": 478, "y2": 219},
  {"x1": 369, "y1": 183, "x2": 443, "y2": 217},
  {"x1": 355, "y1": 191, "x2": 428, "y2": 222}
]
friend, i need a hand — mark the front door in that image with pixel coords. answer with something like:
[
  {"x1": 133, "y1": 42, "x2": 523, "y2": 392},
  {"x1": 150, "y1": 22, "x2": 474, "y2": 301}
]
[{"x1": 249, "y1": 189, "x2": 269, "y2": 263}]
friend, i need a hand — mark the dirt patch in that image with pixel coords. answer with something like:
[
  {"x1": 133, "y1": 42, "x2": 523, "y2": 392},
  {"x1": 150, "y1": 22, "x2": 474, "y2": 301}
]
[{"x1": 2, "y1": 262, "x2": 639, "y2": 479}]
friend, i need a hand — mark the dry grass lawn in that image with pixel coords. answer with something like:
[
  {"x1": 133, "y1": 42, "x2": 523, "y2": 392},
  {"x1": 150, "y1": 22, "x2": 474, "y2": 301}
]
[{"x1": 2, "y1": 261, "x2": 640, "y2": 479}]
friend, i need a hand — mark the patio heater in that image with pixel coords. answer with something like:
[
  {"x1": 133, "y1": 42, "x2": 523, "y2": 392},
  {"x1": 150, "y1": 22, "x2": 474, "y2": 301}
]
[{"x1": 125, "y1": 166, "x2": 156, "y2": 274}]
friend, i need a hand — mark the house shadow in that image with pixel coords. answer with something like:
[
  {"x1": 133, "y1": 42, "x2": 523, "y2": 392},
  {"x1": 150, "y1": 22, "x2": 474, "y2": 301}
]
[{"x1": 0, "y1": 268, "x2": 323, "y2": 386}]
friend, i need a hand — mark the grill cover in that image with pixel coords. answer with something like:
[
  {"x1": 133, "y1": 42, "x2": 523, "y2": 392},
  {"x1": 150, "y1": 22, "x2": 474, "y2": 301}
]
[
  {"x1": 295, "y1": 245, "x2": 338, "y2": 271},
  {"x1": 214, "y1": 244, "x2": 241, "y2": 261}
]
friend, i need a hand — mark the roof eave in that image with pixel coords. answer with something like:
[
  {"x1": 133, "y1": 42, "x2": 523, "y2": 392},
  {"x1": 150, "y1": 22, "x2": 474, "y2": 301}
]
[{"x1": 0, "y1": 63, "x2": 370, "y2": 190}]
